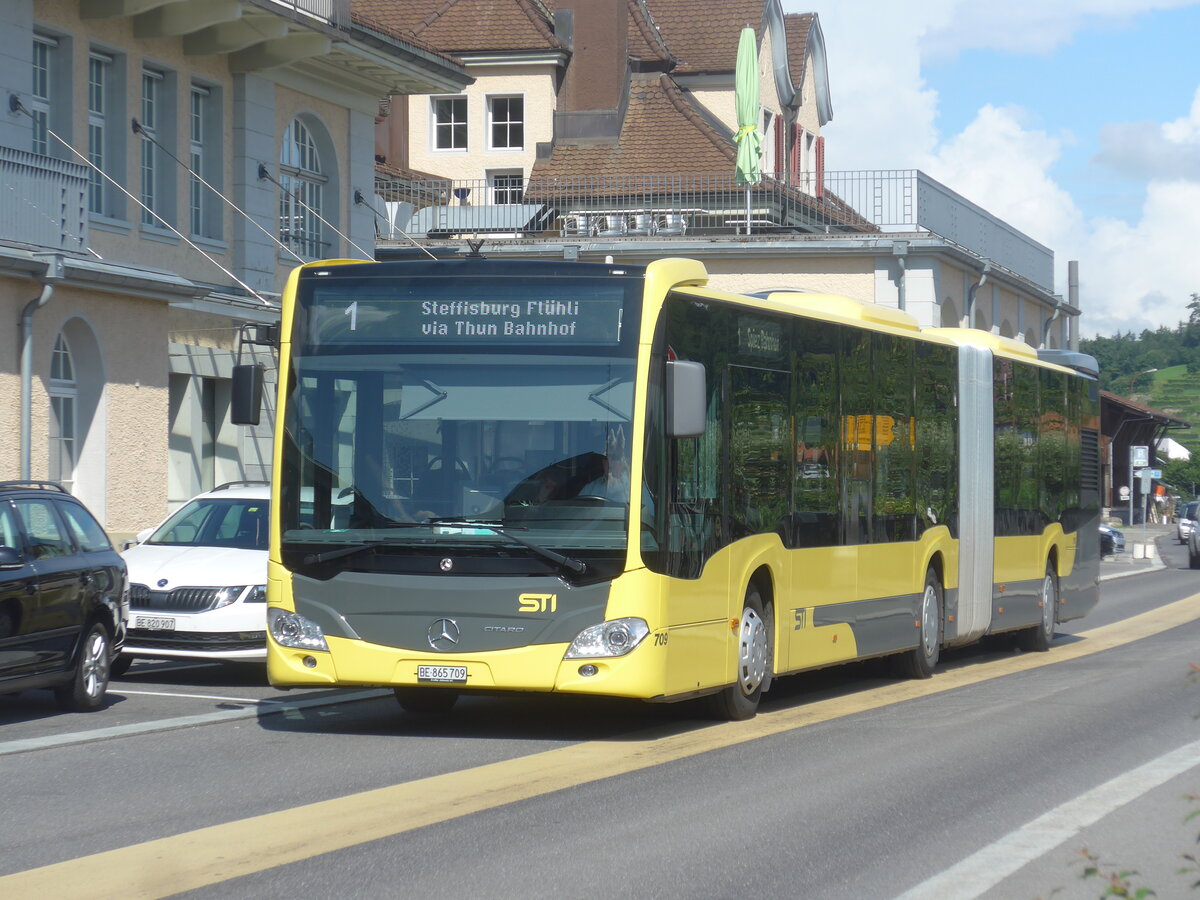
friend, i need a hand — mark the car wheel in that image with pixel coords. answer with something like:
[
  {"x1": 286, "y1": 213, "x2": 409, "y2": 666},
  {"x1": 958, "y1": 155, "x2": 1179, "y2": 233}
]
[
  {"x1": 707, "y1": 583, "x2": 772, "y2": 720},
  {"x1": 54, "y1": 622, "x2": 112, "y2": 712},
  {"x1": 108, "y1": 653, "x2": 134, "y2": 678},
  {"x1": 894, "y1": 569, "x2": 942, "y2": 678},
  {"x1": 393, "y1": 687, "x2": 459, "y2": 715},
  {"x1": 1190, "y1": 542, "x2": 1200, "y2": 570},
  {"x1": 1017, "y1": 563, "x2": 1058, "y2": 652}
]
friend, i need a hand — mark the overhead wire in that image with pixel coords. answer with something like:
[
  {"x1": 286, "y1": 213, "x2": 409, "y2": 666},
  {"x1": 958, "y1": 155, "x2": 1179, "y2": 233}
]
[
  {"x1": 132, "y1": 117, "x2": 304, "y2": 264},
  {"x1": 257, "y1": 163, "x2": 374, "y2": 260},
  {"x1": 10, "y1": 95, "x2": 274, "y2": 305}
]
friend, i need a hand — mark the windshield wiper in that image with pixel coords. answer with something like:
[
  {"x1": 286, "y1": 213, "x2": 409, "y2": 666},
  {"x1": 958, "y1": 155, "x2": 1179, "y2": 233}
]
[
  {"x1": 428, "y1": 519, "x2": 587, "y2": 576},
  {"x1": 293, "y1": 523, "x2": 433, "y2": 565}
]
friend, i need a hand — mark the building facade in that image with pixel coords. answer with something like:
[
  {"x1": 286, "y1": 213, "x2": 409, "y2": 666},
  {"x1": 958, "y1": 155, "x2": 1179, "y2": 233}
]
[
  {"x1": 0, "y1": 0, "x2": 469, "y2": 539},
  {"x1": 368, "y1": 0, "x2": 1076, "y2": 349}
]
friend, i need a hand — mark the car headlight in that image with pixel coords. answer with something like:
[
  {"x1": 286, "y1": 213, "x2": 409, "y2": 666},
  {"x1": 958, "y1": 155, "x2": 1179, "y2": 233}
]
[
  {"x1": 268, "y1": 608, "x2": 329, "y2": 651},
  {"x1": 564, "y1": 617, "x2": 649, "y2": 659},
  {"x1": 213, "y1": 586, "x2": 246, "y2": 610},
  {"x1": 245, "y1": 585, "x2": 268, "y2": 603}
]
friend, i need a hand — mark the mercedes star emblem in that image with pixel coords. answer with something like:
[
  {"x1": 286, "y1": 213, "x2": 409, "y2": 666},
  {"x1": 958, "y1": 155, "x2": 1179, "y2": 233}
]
[
  {"x1": 427, "y1": 618, "x2": 461, "y2": 651},
  {"x1": 440, "y1": 558, "x2": 453, "y2": 572}
]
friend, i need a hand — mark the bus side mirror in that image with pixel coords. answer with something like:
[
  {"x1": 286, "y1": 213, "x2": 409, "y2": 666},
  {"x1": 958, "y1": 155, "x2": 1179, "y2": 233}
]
[
  {"x1": 231, "y1": 364, "x2": 264, "y2": 426},
  {"x1": 666, "y1": 360, "x2": 706, "y2": 438}
]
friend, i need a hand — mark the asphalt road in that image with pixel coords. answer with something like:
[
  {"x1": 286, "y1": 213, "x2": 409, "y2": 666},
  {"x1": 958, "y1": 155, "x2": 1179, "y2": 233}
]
[{"x1": 2, "y1": 533, "x2": 1198, "y2": 900}]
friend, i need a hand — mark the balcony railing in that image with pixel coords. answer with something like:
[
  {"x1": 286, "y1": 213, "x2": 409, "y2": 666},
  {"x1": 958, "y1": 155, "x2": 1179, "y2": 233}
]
[
  {"x1": 249, "y1": 0, "x2": 350, "y2": 30},
  {"x1": 374, "y1": 169, "x2": 1054, "y2": 291},
  {"x1": 0, "y1": 146, "x2": 87, "y2": 253}
]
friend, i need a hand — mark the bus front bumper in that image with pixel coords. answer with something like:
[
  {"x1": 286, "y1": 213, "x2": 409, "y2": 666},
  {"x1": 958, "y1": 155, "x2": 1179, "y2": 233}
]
[{"x1": 267, "y1": 633, "x2": 668, "y2": 700}]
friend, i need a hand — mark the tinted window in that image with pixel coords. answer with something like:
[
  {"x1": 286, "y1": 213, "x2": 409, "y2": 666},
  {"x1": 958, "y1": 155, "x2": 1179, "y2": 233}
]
[
  {"x1": 15, "y1": 499, "x2": 72, "y2": 559},
  {"x1": 0, "y1": 502, "x2": 23, "y2": 557},
  {"x1": 58, "y1": 501, "x2": 112, "y2": 552}
]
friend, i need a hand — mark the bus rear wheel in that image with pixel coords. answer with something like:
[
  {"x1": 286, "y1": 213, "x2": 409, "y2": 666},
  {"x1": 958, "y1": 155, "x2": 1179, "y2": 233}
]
[
  {"x1": 894, "y1": 569, "x2": 942, "y2": 679},
  {"x1": 1016, "y1": 563, "x2": 1057, "y2": 652},
  {"x1": 394, "y1": 687, "x2": 459, "y2": 715},
  {"x1": 708, "y1": 584, "x2": 771, "y2": 721}
]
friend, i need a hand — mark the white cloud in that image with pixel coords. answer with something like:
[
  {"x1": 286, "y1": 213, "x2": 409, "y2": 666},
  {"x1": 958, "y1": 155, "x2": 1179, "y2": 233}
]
[
  {"x1": 1083, "y1": 180, "x2": 1200, "y2": 335},
  {"x1": 799, "y1": 2, "x2": 949, "y2": 171},
  {"x1": 786, "y1": 0, "x2": 1200, "y2": 336},
  {"x1": 1095, "y1": 86, "x2": 1200, "y2": 180},
  {"x1": 924, "y1": 104, "x2": 1084, "y2": 247},
  {"x1": 918, "y1": 0, "x2": 1200, "y2": 62}
]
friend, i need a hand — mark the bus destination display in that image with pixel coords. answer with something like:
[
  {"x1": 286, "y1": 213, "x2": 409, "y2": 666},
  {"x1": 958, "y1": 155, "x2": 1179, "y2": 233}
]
[{"x1": 307, "y1": 289, "x2": 625, "y2": 346}]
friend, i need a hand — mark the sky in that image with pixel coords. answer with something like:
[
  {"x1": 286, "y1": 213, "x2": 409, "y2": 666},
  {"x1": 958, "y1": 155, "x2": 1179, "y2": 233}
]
[{"x1": 780, "y1": 0, "x2": 1200, "y2": 338}]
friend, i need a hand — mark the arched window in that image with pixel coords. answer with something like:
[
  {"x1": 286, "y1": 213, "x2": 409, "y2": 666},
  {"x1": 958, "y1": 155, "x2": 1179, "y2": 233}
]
[
  {"x1": 279, "y1": 119, "x2": 327, "y2": 258},
  {"x1": 48, "y1": 333, "x2": 77, "y2": 492}
]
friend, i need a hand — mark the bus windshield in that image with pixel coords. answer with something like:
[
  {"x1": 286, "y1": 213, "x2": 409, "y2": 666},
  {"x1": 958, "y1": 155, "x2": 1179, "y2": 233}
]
[{"x1": 279, "y1": 265, "x2": 643, "y2": 569}]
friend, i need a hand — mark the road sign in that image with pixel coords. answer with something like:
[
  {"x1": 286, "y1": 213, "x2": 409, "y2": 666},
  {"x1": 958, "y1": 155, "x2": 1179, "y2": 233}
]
[{"x1": 1131, "y1": 445, "x2": 1149, "y2": 467}]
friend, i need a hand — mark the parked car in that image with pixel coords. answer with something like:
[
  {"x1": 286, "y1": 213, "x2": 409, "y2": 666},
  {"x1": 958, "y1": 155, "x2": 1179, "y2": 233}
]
[
  {"x1": 1189, "y1": 516, "x2": 1200, "y2": 569},
  {"x1": 1098, "y1": 522, "x2": 1125, "y2": 556},
  {"x1": 0, "y1": 481, "x2": 127, "y2": 711},
  {"x1": 1177, "y1": 500, "x2": 1200, "y2": 544},
  {"x1": 116, "y1": 482, "x2": 269, "y2": 674}
]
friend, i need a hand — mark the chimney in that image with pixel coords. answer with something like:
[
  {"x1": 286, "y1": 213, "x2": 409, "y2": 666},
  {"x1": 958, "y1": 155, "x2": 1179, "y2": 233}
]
[{"x1": 554, "y1": 0, "x2": 629, "y2": 142}]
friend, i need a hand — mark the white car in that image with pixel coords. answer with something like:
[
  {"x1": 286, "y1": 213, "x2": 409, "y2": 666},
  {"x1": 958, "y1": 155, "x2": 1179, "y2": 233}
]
[{"x1": 113, "y1": 482, "x2": 269, "y2": 673}]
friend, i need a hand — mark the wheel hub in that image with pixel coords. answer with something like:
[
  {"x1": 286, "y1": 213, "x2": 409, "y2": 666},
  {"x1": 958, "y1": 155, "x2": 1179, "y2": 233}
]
[{"x1": 737, "y1": 608, "x2": 768, "y2": 695}]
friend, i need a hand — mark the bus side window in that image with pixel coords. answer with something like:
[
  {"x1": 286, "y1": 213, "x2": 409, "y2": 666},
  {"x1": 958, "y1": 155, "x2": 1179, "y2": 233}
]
[{"x1": 791, "y1": 321, "x2": 841, "y2": 548}]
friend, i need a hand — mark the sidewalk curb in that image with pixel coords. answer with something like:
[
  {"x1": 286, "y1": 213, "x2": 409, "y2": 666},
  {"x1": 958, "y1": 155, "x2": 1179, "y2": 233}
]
[{"x1": 1099, "y1": 532, "x2": 1169, "y2": 582}]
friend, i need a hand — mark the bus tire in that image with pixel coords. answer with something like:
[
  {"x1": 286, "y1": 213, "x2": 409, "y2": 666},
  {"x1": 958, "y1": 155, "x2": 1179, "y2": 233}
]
[
  {"x1": 394, "y1": 687, "x2": 459, "y2": 715},
  {"x1": 708, "y1": 583, "x2": 771, "y2": 721},
  {"x1": 1189, "y1": 544, "x2": 1200, "y2": 569},
  {"x1": 894, "y1": 569, "x2": 942, "y2": 679},
  {"x1": 1017, "y1": 563, "x2": 1057, "y2": 652}
]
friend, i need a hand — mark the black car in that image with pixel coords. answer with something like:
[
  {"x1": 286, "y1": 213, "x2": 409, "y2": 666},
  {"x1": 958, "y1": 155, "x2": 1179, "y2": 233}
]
[{"x1": 0, "y1": 481, "x2": 127, "y2": 711}]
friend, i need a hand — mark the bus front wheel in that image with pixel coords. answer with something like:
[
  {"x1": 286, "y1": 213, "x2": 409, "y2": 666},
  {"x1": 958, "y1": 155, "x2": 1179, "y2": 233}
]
[
  {"x1": 895, "y1": 569, "x2": 942, "y2": 679},
  {"x1": 708, "y1": 584, "x2": 772, "y2": 721},
  {"x1": 394, "y1": 687, "x2": 459, "y2": 715}
]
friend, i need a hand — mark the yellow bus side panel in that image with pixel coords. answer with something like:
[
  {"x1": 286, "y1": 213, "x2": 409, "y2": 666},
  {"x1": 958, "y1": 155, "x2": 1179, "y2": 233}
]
[{"x1": 994, "y1": 525, "x2": 1071, "y2": 585}]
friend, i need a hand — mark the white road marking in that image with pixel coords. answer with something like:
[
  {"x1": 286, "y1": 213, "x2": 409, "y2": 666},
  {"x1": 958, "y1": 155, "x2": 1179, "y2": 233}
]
[
  {"x1": 0, "y1": 689, "x2": 389, "y2": 757},
  {"x1": 115, "y1": 689, "x2": 282, "y2": 704},
  {"x1": 894, "y1": 736, "x2": 1200, "y2": 899}
]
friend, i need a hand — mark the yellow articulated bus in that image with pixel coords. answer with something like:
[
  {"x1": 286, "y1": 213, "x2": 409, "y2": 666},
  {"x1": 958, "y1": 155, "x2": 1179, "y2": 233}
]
[{"x1": 235, "y1": 256, "x2": 1100, "y2": 719}]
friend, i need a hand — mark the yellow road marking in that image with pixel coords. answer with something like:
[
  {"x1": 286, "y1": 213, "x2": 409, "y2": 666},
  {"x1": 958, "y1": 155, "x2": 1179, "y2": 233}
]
[{"x1": 5, "y1": 593, "x2": 1200, "y2": 899}]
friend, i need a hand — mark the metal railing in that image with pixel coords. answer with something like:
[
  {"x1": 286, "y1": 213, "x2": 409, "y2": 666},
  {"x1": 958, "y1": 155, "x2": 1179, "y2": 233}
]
[
  {"x1": 0, "y1": 146, "x2": 87, "y2": 252},
  {"x1": 250, "y1": 0, "x2": 350, "y2": 30},
  {"x1": 373, "y1": 169, "x2": 1055, "y2": 291}
]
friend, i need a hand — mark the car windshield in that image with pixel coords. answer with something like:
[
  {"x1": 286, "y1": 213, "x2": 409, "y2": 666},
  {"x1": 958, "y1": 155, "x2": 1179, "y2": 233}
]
[{"x1": 148, "y1": 498, "x2": 269, "y2": 550}]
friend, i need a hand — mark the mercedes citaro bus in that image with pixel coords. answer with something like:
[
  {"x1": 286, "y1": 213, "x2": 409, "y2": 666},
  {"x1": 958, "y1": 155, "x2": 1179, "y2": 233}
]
[{"x1": 233, "y1": 257, "x2": 1100, "y2": 719}]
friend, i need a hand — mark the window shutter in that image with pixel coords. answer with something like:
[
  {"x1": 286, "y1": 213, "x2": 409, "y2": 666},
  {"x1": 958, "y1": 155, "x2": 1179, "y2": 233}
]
[
  {"x1": 815, "y1": 135, "x2": 825, "y2": 198},
  {"x1": 790, "y1": 124, "x2": 802, "y2": 186},
  {"x1": 774, "y1": 119, "x2": 785, "y2": 178}
]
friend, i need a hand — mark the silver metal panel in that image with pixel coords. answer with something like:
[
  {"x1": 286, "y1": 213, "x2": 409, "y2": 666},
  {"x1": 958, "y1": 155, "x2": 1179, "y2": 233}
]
[
  {"x1": 917, "y1": 172, "x2": 1054, "y2": 291},
  {"x1": 0, "y1": 146, "x2": 87, "y2": 252},
  {"x1": 954, "y1": 344, "x2": 994, "y2": 643}
]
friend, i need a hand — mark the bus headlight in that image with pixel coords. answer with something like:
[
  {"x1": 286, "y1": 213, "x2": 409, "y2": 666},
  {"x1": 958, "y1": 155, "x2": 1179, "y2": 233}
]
[
  {"x1": 564, "y1": 618, "x2": 649, "y2": 658},
  {"x1": 268, "y1": 608, "x2": 329, "y2": 652}
]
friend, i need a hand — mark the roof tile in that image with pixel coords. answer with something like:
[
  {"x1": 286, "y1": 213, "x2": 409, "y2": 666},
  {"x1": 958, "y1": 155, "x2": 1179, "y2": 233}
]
[{"x1": 354, "y1": 0, "x2": 564, "y2": 54}]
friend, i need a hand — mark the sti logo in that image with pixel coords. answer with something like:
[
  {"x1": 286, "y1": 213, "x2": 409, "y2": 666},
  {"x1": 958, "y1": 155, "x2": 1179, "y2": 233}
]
[{"x1": 518, "y1": 593, "x2": 557, "y2": 614}]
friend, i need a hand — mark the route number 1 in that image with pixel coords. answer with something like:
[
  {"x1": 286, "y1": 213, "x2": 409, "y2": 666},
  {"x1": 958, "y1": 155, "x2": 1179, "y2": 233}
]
[{"x1": 344, "y1": 301, "x2": 358, "y2": 331}]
